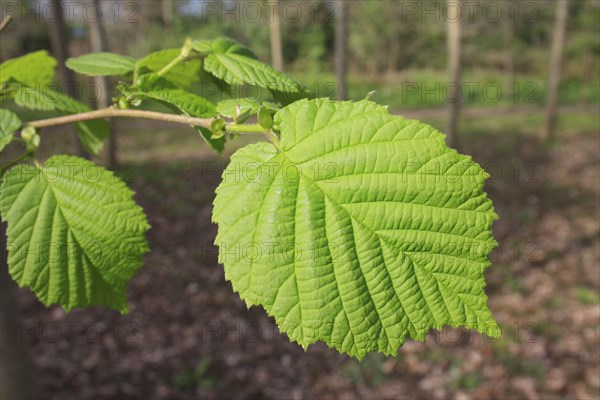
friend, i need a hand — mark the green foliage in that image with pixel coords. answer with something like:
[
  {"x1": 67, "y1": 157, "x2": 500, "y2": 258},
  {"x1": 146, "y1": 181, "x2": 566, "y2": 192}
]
[
  {"x1": 0, "y1": 38, "x2": 500, "y2": 358},
  {"x1": 136, "y1": 48, "x2": 201, "y2": 88},
  {"x1": 201, "y1": 37, "x2": 302, "y2": 93},
  {"x1": 0, "y1": 50, "x2": 56, "y2": 88},
  {"x1": 139, "y1": 89, "x2": 222, "y2": 152},
  {"x1": 66, "y1": 52, "x2": 136, "y2": 76},
  {"x1": 14, "y1": 86, "x2": 109, "y2": 155},
  {"x1": 0, "y1": 109, "x2": 20, "y2": 151},
  {"x1": 257, "y1": 105, "x2": 274, "y2": 129},
  {"x1": 212, "y1": 99, "x2": 499, "y2": 358},
  {"x1": 216, "y1": 98, "x2": 262, "y2": 122},
  {"x1": 0, "y1": 155, "x2": 149, "y2": 313}
]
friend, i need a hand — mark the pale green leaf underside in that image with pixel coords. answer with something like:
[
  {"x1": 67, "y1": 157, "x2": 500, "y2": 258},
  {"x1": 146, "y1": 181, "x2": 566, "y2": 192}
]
[
  {"x1": 0, "y1": 155, "x2": 150, "y2": 313},
  {"x1": 213, "y1": 99, "x2": 499, "y2": 358},
  {"x1": 66, "y1": 52, "x2": 136, "y2": 76}
]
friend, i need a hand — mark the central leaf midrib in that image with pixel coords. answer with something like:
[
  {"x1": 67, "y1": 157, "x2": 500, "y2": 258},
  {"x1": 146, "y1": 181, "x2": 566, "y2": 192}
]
[
  {"x1": 279, "y1": 149, "x2": 421, "y2": 342},
  {"x1": 45, "y1": 178, "x2": 129, "y2": 280}
]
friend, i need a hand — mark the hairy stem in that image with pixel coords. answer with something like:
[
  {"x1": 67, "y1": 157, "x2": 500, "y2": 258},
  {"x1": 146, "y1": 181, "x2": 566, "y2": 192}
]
[
  {"x1": 26, "y1": 107, "x2": 214, "y2": 130},
  {"x1": 265, "y1": 130, "x2": 283, "y2": 151},
  {"x1": 225, "y1": 123, "x2": 266, "y2": 133},
  {"x1": 156, "y1": 54, "x2": 185, "y2": 77}
]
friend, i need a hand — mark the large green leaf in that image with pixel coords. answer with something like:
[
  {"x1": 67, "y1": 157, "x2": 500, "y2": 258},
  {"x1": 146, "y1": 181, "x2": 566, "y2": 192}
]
[
  {"x1": 14, "y1": 86, "x2": 109, "y2": 155},
  {"x1": 136, "y1": 86, "x2": 223, "y2": 153},
  {"x1": 203, "y1": 38, "x2": 301, "y2": 93},
  {"x1": 0, "y1": 109, "x2": 21, "y2": 151},
  {"x1": 136, "y1": 49, "x2": 200, "y2": 88},
  {"x1": 212, "y1": 99, "x2": 499, "y2": 358},
  {"x1": 0, "y1": 155, "x2": 150, "y2": 313},
  {"x1": 66, "y1": 52, "x2": 136, "y2": 76},
  {"x1": 0, "y1": 50, "x2": 56, "y2": 87}
]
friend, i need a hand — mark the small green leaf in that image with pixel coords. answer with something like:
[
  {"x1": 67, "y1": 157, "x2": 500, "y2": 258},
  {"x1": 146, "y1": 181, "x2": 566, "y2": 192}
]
[
  {"x1": 0, "y1": 109, "x2": 21, "y2": 152},
  {"x1": 203, "y1": 38, "x2": 301, "y2": 93},
  {"x1": 210, "y1": 37, "x2": 258, "y2": 59},
  {"x1": 0, "y1": 51, "x2": 56, "y2": 88},
  {"x1": 210, "y1": 118, "x2": 226, "y2": 139},
  {"x1": 135, "y1": 89, "x2": 223, "y2": 153},
  {"x1": 0, "y1": 155, "x2": 150, "y2": 313},
  {"x1": 191, "y1": 39, "x2": 213, "y2": 55},
  {"x1": 137, "y1": 89, "x2": 216, "y2": 119},
  {"x1": 257, "y1": 106, "x2": 274, "y2": 130},
  {"x1": 66, "y1": 52, "x2": 136, "y2": 76},
  {"x1": 213, "y1": 99, "x2": 499, "y2": 358},
  {"x1": 14, "y1": 86, "x2": 109, "y2": 155},
  {"x1": 135, "y1": 73, "x2": 177, "y2": 91},
  {"x1": 136, "y1": 49, "x2": 201, "y2": 88},
  {"x1": 216, "y1": 98, "x2": 261, "y2": 120},
  {"x1": 75, "y1": 118, "x2": 110, "y2": 156}
]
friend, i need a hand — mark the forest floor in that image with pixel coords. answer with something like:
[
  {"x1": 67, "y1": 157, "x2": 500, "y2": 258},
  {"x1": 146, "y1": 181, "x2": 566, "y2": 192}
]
[{"x1": 9, "y1": 106, "x2": 600, "y2": 399}]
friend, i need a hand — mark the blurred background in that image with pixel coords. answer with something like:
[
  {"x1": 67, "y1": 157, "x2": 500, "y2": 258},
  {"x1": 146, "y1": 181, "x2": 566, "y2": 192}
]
[{"x1": 0, "y1": 0, "x2": 599, "y2": 399}]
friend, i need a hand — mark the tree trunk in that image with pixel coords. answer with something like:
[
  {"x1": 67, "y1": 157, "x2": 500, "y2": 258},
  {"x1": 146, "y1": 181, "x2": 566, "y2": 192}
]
[
  {"x1": 335, "y1": 0, "x2": 348, "y2": 100},
  {"x1": 387, "y1": 37, "x2": 400, "y2": 75},
  {"x1": 162, "y1": 0, "x2": 174, "y2": 28},
  {"x1": 47, "y1": 0, "x2": 88, "y2": 158},
  {"x1": 88, "y1": 0, "x2": 117, "y2": 168},
  {"x1": 544, "y1": 0, "x2": 569, "y2": 142},
  {"x1": 269, "y1": 0, "x2": 284, "y2": 71},
  {"x1": 503, "y1": 3, "x2": 515, "y2": 85},
  {"x1": 580, "y1": 49, "x2": 592, "y2": 111},
  {"x1": 446, "y1": 0, "x2": 462, "y2": 149},
  {"x1": 1, "y1": 224, "x2": 38, "y2": 400}
]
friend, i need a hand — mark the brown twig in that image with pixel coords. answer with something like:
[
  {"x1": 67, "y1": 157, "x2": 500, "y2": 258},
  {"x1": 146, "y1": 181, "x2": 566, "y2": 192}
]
[{"x1": 26, "y1": 107, "x2": 214, "y2": 130}]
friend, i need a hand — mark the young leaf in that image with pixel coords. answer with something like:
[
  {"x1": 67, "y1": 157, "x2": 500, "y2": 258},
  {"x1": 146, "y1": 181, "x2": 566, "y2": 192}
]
[
  {"x1": 208, "y1": 37, "x2": 258, "y2": 59},
  {"x1": 0, "y1": 109, "x2": 21, "y2": 151},
  {"x1": 0, "y1": 50, "x2": 57, "y2": 88},
  {"x1": 66, "y1": 52, "x2": 136, "y2": 76},
  {"x1": 14, "y1": 86, "x2": 109, "y2": 155},
  {"x1": 136, "y1": 49, "x2": 200, "y2": 88},
  {"x1": 0, "y1": 155, "x2": 150, "y2": 313},
  {"x1": 257, "y1": 106, "x2": 274, "y2": 130},
  {"x1": 190, "y1": 39, "x2": 213, "y2": 55},
  {"x1": 213, "y1": 99, "x2": 499, "y2": 358},
  {"x1": 203, "y1": 38, "x2": 302, "y2": 93},
  {"x1": 210, "y1": 118, "x2": 226, "y2": 139},
  {"x1": 136, "y1": 89, "x2": 223, "y2": 153},
  {"x1": 216, "y1": 98, "x2": 261, "y2": 120}
]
